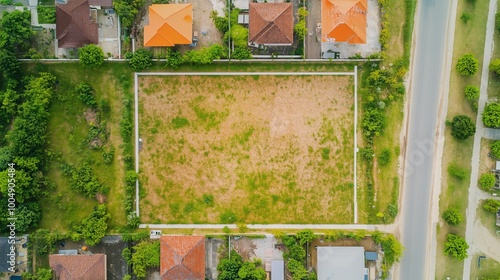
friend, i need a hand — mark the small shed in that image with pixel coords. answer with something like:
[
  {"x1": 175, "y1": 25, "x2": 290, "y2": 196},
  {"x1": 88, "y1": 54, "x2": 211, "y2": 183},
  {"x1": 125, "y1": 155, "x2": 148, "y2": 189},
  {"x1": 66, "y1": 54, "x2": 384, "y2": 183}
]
[
  {"x1": 365, "y1": 251, "x2": 378, "y2": 261},
  {"x1": 271, "y1": 260, "x2": 284, "y2": 280}
]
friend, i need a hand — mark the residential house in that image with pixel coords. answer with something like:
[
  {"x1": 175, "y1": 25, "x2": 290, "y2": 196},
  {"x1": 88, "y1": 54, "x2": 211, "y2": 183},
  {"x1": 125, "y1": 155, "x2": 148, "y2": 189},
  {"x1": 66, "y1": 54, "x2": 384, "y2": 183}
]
[
  {"x1": 56, "y1": 0, "x2": 99, "y2": 48},
  {"x1": 160, "y1": 235, "x2": 205, "y2": 280},
  {"x1": 49, "y1": 254, "x2": 107, "y2": 280},
  {"x1": 317, "y1": 246, "x2": 366, "y2": 280},
  {"x1": 144, "y1": 4, "x2": 193, "y2": 47},
  {"x1": 321, "y1": 0, "x2": 367, "y2": 44},
  {"x1": 248, "y1": 3, "x2": 293, "y2": 46}
]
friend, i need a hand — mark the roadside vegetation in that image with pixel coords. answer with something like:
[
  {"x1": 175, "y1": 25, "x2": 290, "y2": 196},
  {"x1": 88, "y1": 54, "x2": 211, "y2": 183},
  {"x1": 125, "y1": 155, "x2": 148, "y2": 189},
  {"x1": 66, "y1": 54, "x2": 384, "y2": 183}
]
[{"x1": 436, "y1": 0, "x2": 491, "y2": 278}]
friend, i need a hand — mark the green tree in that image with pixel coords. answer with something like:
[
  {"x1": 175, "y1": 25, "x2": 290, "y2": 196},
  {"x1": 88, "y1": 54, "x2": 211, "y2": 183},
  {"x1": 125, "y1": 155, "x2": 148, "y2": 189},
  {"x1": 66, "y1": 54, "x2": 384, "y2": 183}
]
[
  {"x1": 442, "y1": 208, "x2": 463, "y2": 225},
  {"x1": 298, "y1": 7, "x2": 309, "y2": 20},
  {"x1": 0, "y1": 10, "x2": 33, "y2": 53},
  {"x1": 165, "y1": 48, "x2": 184, "y2": 69},
  {"x1": 491, "y1": 140, "x2": 500, "y2": 158},
  {"x1": 131, "y1": 240, "x2": 160, "y2": 278},
  {"x1": 460, "y1": 12, "x2": 471, "y2": 23},
  {"x1": 294, "y1": 20, "x2": 307, "y2": 41},
  {"x1": 232, "y1": 47, "x2": 252, "y2": 60},
  {"x1": 483, "y1": 102, "x2": 500, "y2": 127},
  {"x1": 72, "y1": 205, "x2": 109, "y2": 245},
  {"x1": 490, "y1": 58, "x2": 500, "y2": 75},
  {"x1": 15, "y1": 202, "x2": 42, "y2": 232},
  {"x1": 464, "y1": 85, "x2": 479, "y2": 100},
  {"x1": 228, "y1": 25, "x2": 248, "y2": 48},
  {"x1": 238, "y1": 261, "x2": 266, "y2": 280},
  {"x1": 443, "y1": 234, "x2": 469, "y2": 260},
  {"x1": 296, "y1": 229, "x2": 315, "y2": 245},
  {"x1": 287, "y1": 258, "x2": 308, "y2": 280},
  {"x1": 78, "y1": 44, "x2": 104, "y2": 68},
  {"x1": 479, "y1": 173, "x2": 496, "y2": 190},
  {"x1": 483, "y1": 199, "x2": 500, "y2": 213},
  {"x1": 456, "y1": 53, "x2": 478, "y2": 76},
  {"x1": 128, "y1": 49, "x2": 152, "y2": 70},
  {"x1": 22, "y1": 268, "x2": 53, "y2": 280},
  {"x1": 362, "y1": 108, "x2": 386, "y2": 142},
  {"x1": 450, "y1": 115, "x2": 476, "y2": 140}
]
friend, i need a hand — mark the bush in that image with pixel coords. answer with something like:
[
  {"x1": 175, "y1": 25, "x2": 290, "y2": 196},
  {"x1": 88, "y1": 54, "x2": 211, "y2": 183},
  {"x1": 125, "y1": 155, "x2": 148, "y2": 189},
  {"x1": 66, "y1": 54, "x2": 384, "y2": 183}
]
[
  {"x1": 464, "y1": 85, "x2": 479, "y2": 100},
  {"x1": 75, "y1": 82, "x2": 97, "y2": 107},
  {"x1": 483, "y1": 199, "x2": 500, "y2": 213},
  {"x1": 131, "y1": 241, "x2": 160, "y2": 278},
  {"x1": 496, "y1": 12, "x2": 500, "y2": 33},
  {"x1": 444, "y1": 234, "x2": 468, "y2": 260},
  {"x1": 184, "y1": 44, "x2": 225, "y2": 65},
  {"x1": 232, "y1": 47, "x2": 252, "y2": 60},
  {"x1": 450, "y1": 115, "x2": 475, "y2": 140},
  {"x1": 165, "y1": 48, "x2": 184, "y2": 69},
  {"x1": 78, "y1": 44, "x2": 104, "y2": 68},
  {"x1": 294, "y1": 20, "x2": 307, "y2": 41},
  {"x1": 442, "y1": 208, "x2": 463, "y2": 225},
  {"x1": 378, "y1": 149, "x2": 391, "y2": 166},
  {"x1": 491, "y1": 141, "x2": 500, "y2": 158},
  {"x1": 447, "y1": 163, "x2": 467, "y2": 180},
  {"x1": 456, "y1": 53, "x2": 478, "y2": 76},
  {"x1": 37, "y1": 7, "x2": 56, "y2": 24},
  {"x1": 479, "y1": 173, "x2": 495, "y2": 190},
  {"x1": 483, "y1": 102, "x2": 500, "y2": 127},
  {"x1": 128, "y1": 49, "x2": 152, "y2": 70},
  {"x1": 460, "y1": 12, "x2": 471, "y2": 23},
  {"x1": 362, "y1": 108, "x2": 386, "y2": 142}
]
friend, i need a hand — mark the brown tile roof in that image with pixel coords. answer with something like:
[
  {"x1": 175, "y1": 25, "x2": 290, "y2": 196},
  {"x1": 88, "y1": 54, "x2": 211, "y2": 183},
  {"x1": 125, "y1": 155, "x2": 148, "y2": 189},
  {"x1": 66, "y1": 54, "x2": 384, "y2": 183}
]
[
  {"x1": 56, "y1": 0, "x2": 98, "y2": 48},
  {"x1": 49, "y1": 254, "x2": 107, "y2": 280},
  {"x1": 88, "y1": 0, "x2": 112, "y2": 7},
  {"x1": 249, "y1": 3, "x2": 293, "y2": 45},
  {"x1": 160, "y1": 236, "x2": 205, "y2": 280}
]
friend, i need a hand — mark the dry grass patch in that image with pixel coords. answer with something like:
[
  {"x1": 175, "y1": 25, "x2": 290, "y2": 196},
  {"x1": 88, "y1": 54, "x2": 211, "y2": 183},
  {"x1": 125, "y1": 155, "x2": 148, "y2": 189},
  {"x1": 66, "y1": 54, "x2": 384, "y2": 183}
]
[{"x1": 138, "y1": 75, "x2": 355, "y2": 224}]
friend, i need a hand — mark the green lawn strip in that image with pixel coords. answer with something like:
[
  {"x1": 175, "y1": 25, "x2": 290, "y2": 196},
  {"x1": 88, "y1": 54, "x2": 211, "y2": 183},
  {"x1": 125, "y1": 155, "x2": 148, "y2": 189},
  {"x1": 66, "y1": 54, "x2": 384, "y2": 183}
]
[
  {"x1": 487, "y1": 0, "x2": 500, "y2": 99},
  {"x1": 470, "y1": 252, "x2": 500, "y2": 279},
  {"x1": 436, "y1": 0, "x2": 490, "y2": 278}
]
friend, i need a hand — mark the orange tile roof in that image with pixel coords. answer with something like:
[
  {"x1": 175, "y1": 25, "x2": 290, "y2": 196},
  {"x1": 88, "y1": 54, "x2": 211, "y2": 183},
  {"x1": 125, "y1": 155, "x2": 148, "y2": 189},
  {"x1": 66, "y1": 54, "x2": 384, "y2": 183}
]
[
  {"x1": 321, "y1": 0, "x2": 367, "y2": 44},
  {"x1": 49, "y1": 254, "x2": 106, "y2": 280},
  {"x1": 144, "y1": 4, "x2": 192, "y2": 47},
  {"x1": 249, "y1": 3, "x2": 293, "y2": 45},
  {"x1": 160, "y1": 236, "x2": 205, "y2": 280}
]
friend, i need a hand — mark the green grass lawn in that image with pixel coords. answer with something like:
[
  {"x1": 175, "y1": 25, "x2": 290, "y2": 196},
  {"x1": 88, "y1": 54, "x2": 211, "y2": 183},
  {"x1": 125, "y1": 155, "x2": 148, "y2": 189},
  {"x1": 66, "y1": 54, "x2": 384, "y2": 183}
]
[
  {"x1": 471, "y1": 252, "x2": 500, "y2": 279},
  {"x1": 436, "y1": 0, "x2": 491, "y2": 278},
  {"x1": 488, "y1": 0, "x2": 500, "y2": 99}
]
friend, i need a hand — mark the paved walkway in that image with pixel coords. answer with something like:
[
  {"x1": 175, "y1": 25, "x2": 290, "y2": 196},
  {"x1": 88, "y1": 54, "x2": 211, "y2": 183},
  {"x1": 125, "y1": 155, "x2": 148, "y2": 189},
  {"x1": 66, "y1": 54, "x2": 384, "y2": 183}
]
[{"x1": 462, "y1": 0, "x2": 498, "y2": 277}]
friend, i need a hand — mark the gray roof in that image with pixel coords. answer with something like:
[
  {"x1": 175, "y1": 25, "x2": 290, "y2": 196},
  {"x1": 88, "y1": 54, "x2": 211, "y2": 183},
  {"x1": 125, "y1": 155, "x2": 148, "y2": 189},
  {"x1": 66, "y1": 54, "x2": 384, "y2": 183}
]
[
  {"x1": 317, "y1": 246, "x2": 365, "y2": 280},
  {"x1": 0, "y1": 238, "x2": 12, "y2": 272},
  {"x1": 271, "y1": 260, "x2": 284, "y2": 280},
  {"x1": 365, "y1": 251, "x2": 378, "y2": 261}
]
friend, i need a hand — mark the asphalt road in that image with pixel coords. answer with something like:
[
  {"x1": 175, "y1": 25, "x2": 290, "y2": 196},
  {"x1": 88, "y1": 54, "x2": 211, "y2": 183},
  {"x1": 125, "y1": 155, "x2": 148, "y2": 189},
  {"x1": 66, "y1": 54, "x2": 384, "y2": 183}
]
[{"x1": 399, "y1": 0, "x2": 451, "y2": 279}]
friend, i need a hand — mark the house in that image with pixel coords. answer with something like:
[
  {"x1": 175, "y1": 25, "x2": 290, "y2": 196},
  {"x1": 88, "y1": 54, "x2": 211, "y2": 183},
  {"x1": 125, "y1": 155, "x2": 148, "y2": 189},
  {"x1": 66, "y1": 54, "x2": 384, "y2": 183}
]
[
  {"x1": 0, "y1": 237, "x2": 13, "y2": 273},
  {"x1": 88, "y1": 0, "x2": 112, "y2": 9},
  {"x1": 144, "y1": 4, "x2": 193, "y2": 47},
  {"x1": 160, "y1": 236, "x2": 205, "y2": 280},
  {"x1": 248, "y1": 3, "x2": 293, "y2": 46},
  {"x1": 317, "y1": 246, "x2": 366, "y2": 280},
  {"x1": 321, "y1": 0, "x2": 367, "y2": 44},
  {"x1": 56, "y1": 0, "x2": 98, "y2": 48},
  {"x1": 49, "y1": 254, "x2": 107, "y2": 280}
]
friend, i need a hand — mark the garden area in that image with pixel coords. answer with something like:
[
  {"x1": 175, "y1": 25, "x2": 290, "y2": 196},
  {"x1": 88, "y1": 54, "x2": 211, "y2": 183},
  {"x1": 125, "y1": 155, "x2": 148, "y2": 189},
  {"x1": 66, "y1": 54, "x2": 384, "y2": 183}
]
[{"x1": 138, "y1": 75, "x2": 356, "y2": 224}]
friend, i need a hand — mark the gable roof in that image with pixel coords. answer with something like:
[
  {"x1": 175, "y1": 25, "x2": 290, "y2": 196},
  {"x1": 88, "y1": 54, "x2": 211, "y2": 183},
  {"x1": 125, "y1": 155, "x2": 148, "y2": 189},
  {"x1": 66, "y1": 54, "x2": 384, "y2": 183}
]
[
  {"x1": 321, "y1": 0, "x2": 367, "y2": 44},
  {"x1": 249, "y1": 3, "x2": 293, "y2": 45},
  {"x1": 160, "y1": 236, "x2": 205, "y2": 280},
  {"x1": 144, "y1": 4, "x2": 192, "y2": 47},
  {"x1": 49, "y1": 254, "x2": 107, "y2": 280},
  {"x1": 56, "y1": 0, "x2": 98, "y2": 48}
]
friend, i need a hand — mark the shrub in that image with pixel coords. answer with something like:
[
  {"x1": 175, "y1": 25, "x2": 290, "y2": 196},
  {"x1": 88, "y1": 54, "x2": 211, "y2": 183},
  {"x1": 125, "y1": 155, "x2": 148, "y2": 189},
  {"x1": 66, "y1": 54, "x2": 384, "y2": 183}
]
[
  {"x1": 165, "y1": 48, "x2": 184, "y2": 69},
  {"x1": 460, "y1": 12, "x2": 471, "y2": 23},
  {"x1": 450, "y1": 115, "x2": 475, "y2": 140},
  {"x1": 479, "y1": 173, "x2": 495, "y2": 190},
  {"x1": 232, "y1": 47, "x2": 252, "y2": 60},
  {"x1": 447, "y1": 164, "x2": 467, "y2": 180},
  {"x1": 483, "y1": 199, "x2": 500, "y2": 213},
  {"x1": 456, "y1": 53, "x2": 478, "y2": 76},
  {"x1": 491, "y1": 141, "x2": 500, "y2": 158},
  {"x1": 444, "y1": 234, "x2": 468, "y2": 260},
  {"x1": 294, "y1": 20, "x2": 307, "y2": 41},
  {"x1": 75, "y1": 82, "x2": 97, "y2": 107},
  {"x1": 483, "y1": 102, "x2": 500, "y2": 127},
  {"x1": 128, "y1": 49, "x2": 152, "y2": 70},
  {"x1": 362, "y1": 108, "x2": 386, "y2": 142},
  {"x1": 37, "y1": 7, "x2": 56, "y2": 24},
  {"x1": 378, "y1": 149, "x2": 391, "y2": 166},
  {"x1": 442, "y1": 208, "x2": 463, "y2": 225},
  {"x1": 464, "y1": 85, "x2": 479, "y2": 100},
  {"x1": 78, "y1": 44, "x2": 104, "y2": 68},
  {"x1": 131, "y1": 241, "x2": 160, "y2": 278},
  {"x1": 496, "y1": 12, "x2": 500, "y2": 33}
]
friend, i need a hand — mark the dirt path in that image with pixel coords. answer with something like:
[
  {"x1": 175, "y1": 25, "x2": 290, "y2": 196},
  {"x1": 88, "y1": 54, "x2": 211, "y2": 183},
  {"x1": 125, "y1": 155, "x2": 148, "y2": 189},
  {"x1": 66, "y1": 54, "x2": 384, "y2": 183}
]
[{"x1": 472, "y1": 221, "x2": 500, "y2": 261}]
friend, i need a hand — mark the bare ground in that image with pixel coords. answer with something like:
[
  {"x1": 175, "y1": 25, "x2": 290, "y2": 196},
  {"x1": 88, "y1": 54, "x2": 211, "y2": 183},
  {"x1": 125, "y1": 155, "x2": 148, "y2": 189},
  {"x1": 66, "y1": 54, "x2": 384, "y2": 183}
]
[{"x1": 138, "y1": 75, "x2": 355, "y2": 224}]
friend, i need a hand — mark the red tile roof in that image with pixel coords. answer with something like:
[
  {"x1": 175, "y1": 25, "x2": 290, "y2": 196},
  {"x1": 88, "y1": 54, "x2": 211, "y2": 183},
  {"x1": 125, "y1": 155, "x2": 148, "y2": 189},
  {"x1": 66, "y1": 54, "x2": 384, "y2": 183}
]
[
  {"x1": 249, "y1": 3, "x2": 293, "y2": 45},
  {"x1": 49, "y1": 254, "x2": 106, "y2": 280},
  {"x1": 160, "y1": 236, "x2": 205, "y2": 280},
  {"x1": 56, "y1": 0, "x2": 98, "y2": 48},
  {"x1": 322, "y1": 0, "x2": 367, "y2": 44}
]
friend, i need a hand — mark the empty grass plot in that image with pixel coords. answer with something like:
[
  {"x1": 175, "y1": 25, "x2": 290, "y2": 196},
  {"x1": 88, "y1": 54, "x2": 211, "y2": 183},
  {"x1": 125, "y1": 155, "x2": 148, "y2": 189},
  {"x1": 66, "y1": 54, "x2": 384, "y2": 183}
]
[{"x1": 138, "y1": 75, "x2": 355, "y2": 224}]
